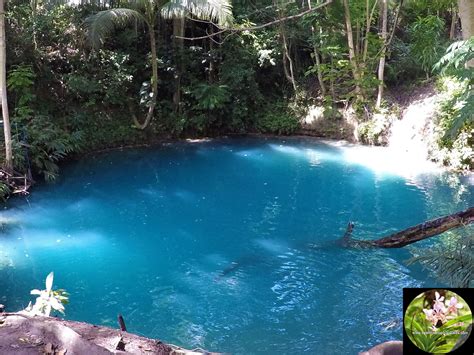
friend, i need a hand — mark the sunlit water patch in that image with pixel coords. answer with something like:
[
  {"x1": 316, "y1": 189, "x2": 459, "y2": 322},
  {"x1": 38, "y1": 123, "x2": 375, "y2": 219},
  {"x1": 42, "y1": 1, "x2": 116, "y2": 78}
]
[{"x1": 1, "y1": 137, "x2": 472, "y2": 354}]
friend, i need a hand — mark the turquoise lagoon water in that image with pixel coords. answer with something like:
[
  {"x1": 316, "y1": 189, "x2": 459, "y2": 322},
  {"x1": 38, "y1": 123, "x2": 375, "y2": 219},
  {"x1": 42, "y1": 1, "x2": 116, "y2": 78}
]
[{"x1": 1, "y1": 137, "x2": 473, "y2": 354}]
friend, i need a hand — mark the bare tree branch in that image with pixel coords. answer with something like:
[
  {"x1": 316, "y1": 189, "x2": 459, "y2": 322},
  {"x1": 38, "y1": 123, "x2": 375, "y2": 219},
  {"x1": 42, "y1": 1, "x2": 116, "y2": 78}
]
[{"x1": 175, "y1": 0, "x2": 333, "y2": 41}]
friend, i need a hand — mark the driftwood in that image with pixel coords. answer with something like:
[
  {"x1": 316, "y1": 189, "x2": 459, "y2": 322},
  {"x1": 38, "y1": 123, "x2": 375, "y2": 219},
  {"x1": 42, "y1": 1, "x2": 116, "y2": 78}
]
[{"x1": 341, "y1": 206, "x2": 474, "y2": 248}]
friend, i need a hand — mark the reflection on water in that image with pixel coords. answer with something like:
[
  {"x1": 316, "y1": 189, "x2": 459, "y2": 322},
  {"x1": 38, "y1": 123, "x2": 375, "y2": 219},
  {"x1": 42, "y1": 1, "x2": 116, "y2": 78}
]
[{"x1": 0, "y1": 137, "x2": 472, "y2": 354}]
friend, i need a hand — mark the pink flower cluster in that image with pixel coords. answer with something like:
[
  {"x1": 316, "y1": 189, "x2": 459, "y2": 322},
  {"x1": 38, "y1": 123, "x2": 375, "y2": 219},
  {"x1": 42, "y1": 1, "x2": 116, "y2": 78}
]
[{"x1": 423, "y1": 292, "x2": 463, "y2": 330}]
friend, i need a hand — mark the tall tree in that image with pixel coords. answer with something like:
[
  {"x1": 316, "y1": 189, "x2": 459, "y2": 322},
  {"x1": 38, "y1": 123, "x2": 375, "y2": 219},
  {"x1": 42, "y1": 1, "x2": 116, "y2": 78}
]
[
  {"x1": 458, "y1": 0, "x2": 474, "y2": 67},
  {"x1": 172, "y1": 17, "x2": 184, "y2": 113},
  {"x1": 86, "y1": 0, "x2": 232, "y2": 129},
  {"x1": 307, "y1": 0, "x2": 327, "y2": 97},
  {"x1": 458, "y1": 0, "x2": 473, "y2": 39},
  {"x1": 342, "y1": 0, "x2": 363, "y2": 100},
  {"x1": 376, "y1": 0, "x2": 387, "y2": 108},
  {"x1": 274, "y1": 0, "x2": 297, "y2": 92},
  {"x1": 0, "y1": 0, "x2": 12, "y2": 170}
]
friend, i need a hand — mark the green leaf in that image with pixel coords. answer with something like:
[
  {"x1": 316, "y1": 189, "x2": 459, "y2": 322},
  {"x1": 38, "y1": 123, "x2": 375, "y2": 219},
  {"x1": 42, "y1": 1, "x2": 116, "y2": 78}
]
[{"x1": 438, "y1": 314, "x2": 472, "y2": 330}]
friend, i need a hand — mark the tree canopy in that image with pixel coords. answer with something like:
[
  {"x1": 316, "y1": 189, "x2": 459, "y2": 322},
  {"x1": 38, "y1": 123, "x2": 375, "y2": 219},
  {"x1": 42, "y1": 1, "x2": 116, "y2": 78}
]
[{"x1": 0, "y1": 0, "x2": 472, "y2": 188}]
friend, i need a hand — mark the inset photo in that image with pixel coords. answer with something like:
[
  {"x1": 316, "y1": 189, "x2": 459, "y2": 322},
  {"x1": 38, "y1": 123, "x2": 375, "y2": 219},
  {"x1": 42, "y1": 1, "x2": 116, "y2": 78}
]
[{"x1": 404, "y1": 289, "x2": 472, "y2": 354}]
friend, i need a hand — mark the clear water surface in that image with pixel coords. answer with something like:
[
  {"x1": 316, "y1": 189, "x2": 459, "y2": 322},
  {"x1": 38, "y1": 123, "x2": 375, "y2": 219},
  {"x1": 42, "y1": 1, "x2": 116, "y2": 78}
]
[{"x1": 1, "y1": 137, "x2": 473, "y2": 354}]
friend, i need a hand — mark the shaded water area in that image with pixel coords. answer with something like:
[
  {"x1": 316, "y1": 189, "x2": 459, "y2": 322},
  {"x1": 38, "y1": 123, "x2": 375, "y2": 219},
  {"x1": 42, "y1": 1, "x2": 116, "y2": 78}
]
[{"x1": 1, "y1": 137, "x2": 473, "y2": 354}]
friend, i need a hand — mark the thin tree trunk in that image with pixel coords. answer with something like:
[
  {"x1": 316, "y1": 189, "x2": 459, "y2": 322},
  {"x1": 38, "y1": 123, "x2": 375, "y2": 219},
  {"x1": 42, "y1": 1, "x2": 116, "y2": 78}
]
[
  {"x1": 329, "y1": 55, "x2": 336, "y2": 101},
  {"x1": 308, "y1": 0, "x2": 327, "y2": 97},
  {"x1": 450, "y1": 7, "x2": 457, "y2": 40},
  {"x1": 313, "y1": 45, "x2": 326, "y2": 97},
  {"x1": 0, "y1": 0, "x2": 12, "y2": 171},
  {"x1": 208, "y1": 24, "x2": 215, "y2": 84},
  {"x1": 376, "y1": 0, "x2": 388, "y2": 108},
  {"x1": 355, "y1": 21, "x2": 360, "y2": 56},
  {"x1": 172, "y1": 18, "x2": 184, "y2": 113},
  {"x1": 31, "y1": 0, "x2": 38, "y2": 50},
  {"x1": 341, "y1": 207, "x2": 474, "y2": 248},
  {"x1": 133, "y1": 23, "x2": 157, "y2": 130},
  {"x1": 362, "y1": 0, "x2": 379, "y2": 76},
  {"x1": 274, "y1": 0, "x2": 297, "y2": 92},
  {"x1": 281, "y1": 30, "x2": 297, "y2": 91},
  {"x1": 342, "y1": 0, "x2": 363, "y2": 100}
]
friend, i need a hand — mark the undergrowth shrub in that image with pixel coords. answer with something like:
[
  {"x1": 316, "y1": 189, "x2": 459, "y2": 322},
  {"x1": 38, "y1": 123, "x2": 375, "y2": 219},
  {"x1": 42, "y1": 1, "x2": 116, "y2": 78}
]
[
  {"x1": 8, "y1": 65, "x2": 83, "y2": 181},
  {"x1": 256, "y1": 106, "x2": 300, "y2": 135},
  {"x1": 430, "y1": 39, "x2": 474, "y2": 171},
  {"x1": 357, "y1": 109, "x2": 395, "y2": 146},
  {"x1": 409, "y1": 16, "x2": 446, "y2": 77}
]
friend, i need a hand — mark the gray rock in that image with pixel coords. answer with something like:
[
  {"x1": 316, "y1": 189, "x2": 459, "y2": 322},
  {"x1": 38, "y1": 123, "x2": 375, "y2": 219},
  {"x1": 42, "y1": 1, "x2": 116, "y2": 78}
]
[{"x1": 359, "y1": 341, "x2": 403, "y2": 355}]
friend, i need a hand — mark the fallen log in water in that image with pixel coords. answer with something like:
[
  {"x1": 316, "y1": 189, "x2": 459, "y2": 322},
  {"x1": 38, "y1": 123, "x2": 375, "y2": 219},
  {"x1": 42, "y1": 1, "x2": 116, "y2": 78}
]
[{"x1": 341, "y1": 206, "x2": 474, "y2": 248}]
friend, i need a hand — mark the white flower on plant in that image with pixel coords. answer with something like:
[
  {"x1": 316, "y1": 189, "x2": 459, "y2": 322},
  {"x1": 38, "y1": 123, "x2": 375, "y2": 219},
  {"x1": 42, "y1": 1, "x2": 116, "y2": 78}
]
[
  {"x1": 434, "y1": 308, "x2": 447, "y2": 324},
  {"x1": 423, "y1": 308, "x2": 435, "y2": 322},
  {"x1": 434, "y1": 291, "x2": 445, "y2": 303},
  {"x1": 433, "y1": 300, "x2": 447, "y2": 314},
  {"x1": 433, "y1": 292, "x2": 447, "y2": 313},
  {"x1": 423, "y1": 306, "x2": 447, "y2": 327},
  {"x1": 25, "y1": 272, "x2": 68, "y2": 317},
  {"x1": 423, "y1": 292, "x2": 448, "y2": 327},
  {"x1": 422, "y1": 292, "x2": 463, "y2": 328},
  {"x1": 445, "y1": 296, "x2": 463, "y2": 315}
]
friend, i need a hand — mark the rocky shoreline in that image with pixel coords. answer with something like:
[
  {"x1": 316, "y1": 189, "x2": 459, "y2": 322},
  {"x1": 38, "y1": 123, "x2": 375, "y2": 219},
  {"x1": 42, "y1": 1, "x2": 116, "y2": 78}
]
[{"x1": 0, "y1": 313, "x2": 216, "y2": 355}]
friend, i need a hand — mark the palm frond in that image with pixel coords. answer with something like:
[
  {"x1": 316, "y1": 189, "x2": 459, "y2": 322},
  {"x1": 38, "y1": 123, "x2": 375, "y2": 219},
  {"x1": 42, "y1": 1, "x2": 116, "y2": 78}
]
[
  {"x1": 162, "y1": 0, "x2": 233, "y2": 27},
  {"x1": 407, "y1": 231, "x2": 474, "y2": 287},
  {"x1": 85, "y1": 8, "x2": 147, "y2": 50}
]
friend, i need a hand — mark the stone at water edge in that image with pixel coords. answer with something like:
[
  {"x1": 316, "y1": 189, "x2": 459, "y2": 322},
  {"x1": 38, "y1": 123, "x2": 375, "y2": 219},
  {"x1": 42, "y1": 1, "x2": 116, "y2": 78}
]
[{"x1": 359, "y1": 341, "x2": 403, "y2": 355}]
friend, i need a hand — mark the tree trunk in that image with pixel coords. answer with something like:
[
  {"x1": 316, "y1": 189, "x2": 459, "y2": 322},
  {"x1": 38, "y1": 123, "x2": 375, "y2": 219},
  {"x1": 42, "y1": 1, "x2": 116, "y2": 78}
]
[
  {"x1": 274, "y1": 0, "x2": 297, "y2": 92},
  {"x1": 133, "y1": 23, "x2": 157, "y2": 130},
  {"x1": 208, "y1": 24, "x2": 215, "y2": 84},
  {"x1": 0, "y1": 0, "x2": 12, "y2": 171},
  {"x1": 313, "y1": 44, "x2": 326, "y2": 97},
  {"x1": 458, "y1": 0, "x2": 474, "y2": 39},
  {"x1": 362, "y1": 0, "x2": 378, "y2": 76},
  {"x1": 458, "y1": 0, "x2": 474, "y2": 67},
  {"x1": 376, "y1": 0, "x2": 388, "y2": 108},
  {"x1": 31, "y1": 0, "x2": 38, "y2": 49},
  {"x1": 172, "y1": 18, "x2": 184, "y2": 113},
  {"x1": 450, "y1": 7, "x2": 457, "y2": 40},
  {"x1": 341, "y1": 207, "x2": 474, "y2": 248},
  {"x1": 308, "y1": 0, "x2": 327, "y2": 97},
  {"x1": 281, "y1": 29, "x2": 297, "y2": 92},
  {"x1": 342, "y1": 0, "x2": 363, "y2": 100},
  {"x1": 355, "y1": 21, "x2": 361, "y2": 57}
]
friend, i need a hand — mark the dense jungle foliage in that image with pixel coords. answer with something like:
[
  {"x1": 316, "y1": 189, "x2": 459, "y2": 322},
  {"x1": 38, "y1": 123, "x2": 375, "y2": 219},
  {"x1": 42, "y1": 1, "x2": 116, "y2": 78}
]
[{"x1": 0, "y1": 0, "x2": 473, "y2": 184}]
